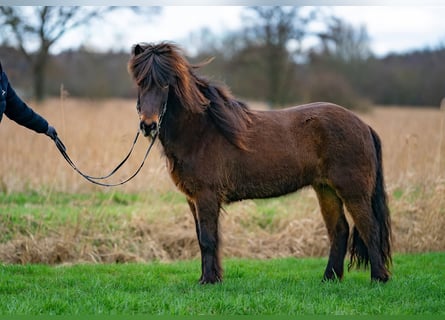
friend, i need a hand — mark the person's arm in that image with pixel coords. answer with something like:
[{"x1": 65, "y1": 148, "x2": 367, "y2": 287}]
[{"x1": 3, "y1": 71, "x2": 49, "y2": 134}]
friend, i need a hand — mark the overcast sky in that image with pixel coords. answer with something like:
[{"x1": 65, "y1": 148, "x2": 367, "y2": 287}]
[{"x1": 48, "y1": 6, "x2": 445, "y2": 57}]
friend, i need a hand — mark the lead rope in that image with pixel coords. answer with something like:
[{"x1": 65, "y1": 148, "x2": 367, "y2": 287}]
[
  {"x1": 53, "y1": 131, "x2": 157, "y2": 187},
  {"x1": 51, "y1": 100, "x2": 167, "y2": 187}
]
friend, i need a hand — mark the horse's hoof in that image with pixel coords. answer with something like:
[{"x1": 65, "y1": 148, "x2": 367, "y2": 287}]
[
  {"x1": 371, "y1": 269, "x2": 390, "y2": 283},
  {"x1": 322, "y1": 270, "x2": 343, "y2": 282},
  {"x1": 199, "y1": 275, "x2": 222, "y2": 285},
  {"x1": 322, "y1": 275, "x2": 342, "y2": 283},
  {"x1": 371, "y1": 275, "x2": 390, "y2": 283}
]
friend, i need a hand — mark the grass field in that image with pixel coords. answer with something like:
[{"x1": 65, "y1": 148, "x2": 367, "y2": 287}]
[
  {"x1": 0, "y1": 253, "x2": 444, "y2": 315},
  {"x1": 0, "y1": 189, "x2": 443, "y2": 265}
]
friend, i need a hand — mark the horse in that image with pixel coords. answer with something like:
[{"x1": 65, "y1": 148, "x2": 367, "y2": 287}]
[{"x1": 127, "y1": 41, "x2": 392, "y2": 284}]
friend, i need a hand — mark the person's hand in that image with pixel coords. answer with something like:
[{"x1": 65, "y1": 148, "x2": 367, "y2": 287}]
[{"x1": 45, "y1": 125, "x2": 58, "y2": 140}]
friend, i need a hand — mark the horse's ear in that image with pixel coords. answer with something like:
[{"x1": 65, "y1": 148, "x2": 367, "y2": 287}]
[{"x1": 133, "y1": 44, "x2": 144, "y2": 56}]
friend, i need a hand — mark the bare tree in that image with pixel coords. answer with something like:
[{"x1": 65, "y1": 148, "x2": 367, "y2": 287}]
[
  {"x1": 316, "y1": 16, "x2": 372, "y2": 62},
  {"x1": 0, "y1": 6, "x2": 160, "y2": 101},
  {"x1": 241, "y1": 6, "x2": 314, "y2": 106}
]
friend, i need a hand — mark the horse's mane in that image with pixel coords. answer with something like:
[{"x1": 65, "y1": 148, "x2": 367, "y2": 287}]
[{"x1": 128, "y1": 41, "x2": 252, "y2": 150}]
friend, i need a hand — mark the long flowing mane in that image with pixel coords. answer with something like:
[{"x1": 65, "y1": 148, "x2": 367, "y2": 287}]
[{"x1": 128, "y1": 41, "x2": 253, "y2": 149}]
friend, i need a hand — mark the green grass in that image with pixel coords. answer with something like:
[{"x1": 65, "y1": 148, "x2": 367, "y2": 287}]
[
  {"x1": 0, "y1": 191, "x2": 444, "y2": 315},
  {"x1": 0, "y1": 190, "x2": 185, "y2": 242},
  {"x1": 0, "y1": 253, "x2": 444, "y2": 315}
]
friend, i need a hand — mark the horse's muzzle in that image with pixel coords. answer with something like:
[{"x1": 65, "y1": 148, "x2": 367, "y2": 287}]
[{"x1": 140, "y1": 120, "x2": 157, "y2": 138}]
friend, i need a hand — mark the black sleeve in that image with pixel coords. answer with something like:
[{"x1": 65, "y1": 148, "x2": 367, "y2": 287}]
[{"x1": 3, "y1": 72, "x2": 49, "y2": 134}]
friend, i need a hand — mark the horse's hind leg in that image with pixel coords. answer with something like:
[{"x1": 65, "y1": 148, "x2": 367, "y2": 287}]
[
  {"x1": 314, "y1": 184, "x2": 349, "y2": 281},
  {"x1": 344, "y1": 198, "x2": 390, "y2": 282},
  {"x1": 190, "y1": 192, "x2": 222, "y2": 284}
]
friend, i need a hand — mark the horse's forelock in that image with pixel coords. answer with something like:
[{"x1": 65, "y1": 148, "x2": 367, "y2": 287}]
[
  {"x1": 129, "y1": 42, "x2": 173, "y2": 88},
  {"x1": 128, "y1": 42, "x2": 209, "y2": 112}
]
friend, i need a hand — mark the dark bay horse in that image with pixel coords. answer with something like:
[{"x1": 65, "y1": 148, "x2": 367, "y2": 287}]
[{"x1": 128, "y1": 42, "x2": 392, "y2": 284}]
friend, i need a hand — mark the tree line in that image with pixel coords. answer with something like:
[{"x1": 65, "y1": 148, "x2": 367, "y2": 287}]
[{"x1": 1, "y1": 6, "x2": 444, "y2": 108}]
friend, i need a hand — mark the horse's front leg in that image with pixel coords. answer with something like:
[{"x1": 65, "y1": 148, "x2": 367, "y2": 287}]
[
  {"x1": 187, "y1": 198, "x2": 204, "y2": 282},
  {"x1": 192, "y1": 191, "x2": 222, "y2": 284}
]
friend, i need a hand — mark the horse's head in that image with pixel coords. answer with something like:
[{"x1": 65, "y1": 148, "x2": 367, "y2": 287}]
[
  {"x1": 128, "y1": 42, "x2": 175, "y2": 138},
  {"x1": 137, "y1": 85, "x2": 169, "y2": 138},
  {"x1": 136, "y1": 79, "x2": 169, "y2": 138},
  {"x1": 128, "y1": 42, "x2": 210, "y2": 138}
]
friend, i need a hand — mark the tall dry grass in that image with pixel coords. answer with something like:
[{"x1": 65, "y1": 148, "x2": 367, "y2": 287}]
[
  {"x1": 0, "y1": 98, "x2": 444, "y2": 263},
  {"x1": 360, "y1": 106, "x2": 445, "y2": 254},
  {"x1": 0, "y1": 98, "x2": 172, "y2": 194}
]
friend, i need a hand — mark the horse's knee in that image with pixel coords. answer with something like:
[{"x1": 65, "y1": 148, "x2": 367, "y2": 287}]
[
  {"x1": 198, "y1": 225, "x2": 218, "y2": 252},
  {"x1": 193, "y1": 193, "x2": 221, "y2": 248}
]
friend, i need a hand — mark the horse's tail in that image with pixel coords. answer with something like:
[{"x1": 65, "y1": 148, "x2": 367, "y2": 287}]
[{"x1": 349, "y1": 127, "x2": 392, "y2": 270}]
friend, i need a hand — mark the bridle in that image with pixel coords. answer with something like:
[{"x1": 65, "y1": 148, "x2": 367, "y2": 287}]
[
  {"x1": 156, "y1": 95, "x2": 168, "y2": 137},
  {"x1": 52, "y1": 95, "x2": 168, "y2": 187}
]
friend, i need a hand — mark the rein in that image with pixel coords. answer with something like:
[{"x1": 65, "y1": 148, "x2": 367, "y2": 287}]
[
  {"x1": 53, "y1": 132, "x2": 157, "y2": 187},
  {"x1": 51, "y1": 100, "x2": 167, "y2": 187}
]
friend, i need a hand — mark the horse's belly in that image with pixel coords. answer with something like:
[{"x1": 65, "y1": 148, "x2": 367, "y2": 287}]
[{"x1": 225, "y1": 163, "x2": 312, "y2": 202}]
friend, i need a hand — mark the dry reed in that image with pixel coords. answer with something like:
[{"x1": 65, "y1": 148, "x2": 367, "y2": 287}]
[{"x1": 0, "y1": 98, "x2": 444, "y2": 264}]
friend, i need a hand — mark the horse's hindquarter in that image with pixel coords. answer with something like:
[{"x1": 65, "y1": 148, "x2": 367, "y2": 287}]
[{"x1": 225, "y1": 103, "x2": 376, "y2": 201}]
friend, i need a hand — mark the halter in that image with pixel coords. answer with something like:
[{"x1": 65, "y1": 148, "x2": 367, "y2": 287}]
[
  {"x1": 52, "y1": 95, "x2": 168, "y2": 187},
  {"x1": 156, "y1": 96, "x2": 168, "y2": 137}
]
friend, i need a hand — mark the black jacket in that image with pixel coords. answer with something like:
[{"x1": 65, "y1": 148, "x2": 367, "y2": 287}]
[{"x1": 0, "y1": 62, "x2": 48, "y2": 133}]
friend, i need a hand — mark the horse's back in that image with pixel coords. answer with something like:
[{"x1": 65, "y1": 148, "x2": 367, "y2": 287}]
[
  {"x1": 277, "y1": 102, "x2": 365, "y2": 126},
  {"x1": 251, "y1": 101, "x2": 372, "y2": 151}
]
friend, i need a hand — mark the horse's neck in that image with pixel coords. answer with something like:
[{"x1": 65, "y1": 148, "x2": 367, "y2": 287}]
[{"x1": 159, "y1": 100, "x2": 209, "y2": 158}]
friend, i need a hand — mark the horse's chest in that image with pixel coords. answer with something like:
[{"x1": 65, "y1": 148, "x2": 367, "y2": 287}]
[{"x1": 166, "y1": 157, "x2": 199, "y2": 197}]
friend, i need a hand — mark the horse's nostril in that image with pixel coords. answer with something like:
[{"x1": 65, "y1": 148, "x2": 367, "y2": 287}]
[
  {"x1": 139, "y1": 121, "x2": 157, "y2": 137},
  {"x1": 148, "y1": 122, "x2": 157, "y2": 132}
]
